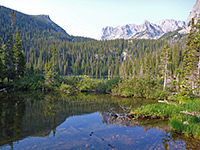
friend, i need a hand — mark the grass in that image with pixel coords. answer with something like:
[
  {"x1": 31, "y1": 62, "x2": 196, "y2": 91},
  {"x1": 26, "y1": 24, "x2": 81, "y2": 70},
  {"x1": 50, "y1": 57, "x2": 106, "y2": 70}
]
[
  {"x1": 130, "y1": 98, "x2": 200, "y2": 138},
  {"x1": 170, "y1": 115, "x2": 200, "y2": 138}
]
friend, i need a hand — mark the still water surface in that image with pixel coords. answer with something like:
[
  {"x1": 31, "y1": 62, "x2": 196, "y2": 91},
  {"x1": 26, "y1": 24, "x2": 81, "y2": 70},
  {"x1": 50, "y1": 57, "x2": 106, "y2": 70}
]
[{"x1": 0, "y1": 92, "x2": 200, "y2": 150}]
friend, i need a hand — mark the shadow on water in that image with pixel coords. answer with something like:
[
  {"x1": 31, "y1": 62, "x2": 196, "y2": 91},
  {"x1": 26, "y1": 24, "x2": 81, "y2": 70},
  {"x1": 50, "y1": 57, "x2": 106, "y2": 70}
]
[{"x1": 0, "y1": 91, "x2": 200, "y2": 150}]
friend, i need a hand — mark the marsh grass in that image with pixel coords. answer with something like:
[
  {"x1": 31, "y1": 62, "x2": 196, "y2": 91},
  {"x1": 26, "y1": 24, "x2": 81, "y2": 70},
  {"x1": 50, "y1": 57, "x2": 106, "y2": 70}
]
[
  {"x1": 170, "y1": 115, "x2": 200, "y2": 138},
  {"x1": 131, "y1": 99, "x2": 200, "y2": 138}
]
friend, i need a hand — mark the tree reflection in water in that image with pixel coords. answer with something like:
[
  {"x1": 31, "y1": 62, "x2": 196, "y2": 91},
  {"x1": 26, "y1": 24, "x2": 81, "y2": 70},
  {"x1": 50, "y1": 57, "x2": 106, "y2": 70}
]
[{"x1": 0, "y1": 91, "x2": 199, "y2": 149}]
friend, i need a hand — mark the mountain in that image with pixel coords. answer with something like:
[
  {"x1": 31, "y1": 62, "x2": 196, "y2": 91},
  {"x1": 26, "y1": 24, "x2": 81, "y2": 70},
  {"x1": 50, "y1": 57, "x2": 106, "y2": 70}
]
[
  {"x1": 179, "y1": 0, "x2": 200, "y2": 34},
  {"x1": 0, "y1": 6, "x2": 94, "y2": 43},
  {"x1": 0, "y1": 6, "x2": 71, "y2": 41},
  {"x1": 186, "y1": 0, "x2": 200, "y2": 25},
  {"x1": 101, "y1": 19, "x2": 185, "y2": 40}
]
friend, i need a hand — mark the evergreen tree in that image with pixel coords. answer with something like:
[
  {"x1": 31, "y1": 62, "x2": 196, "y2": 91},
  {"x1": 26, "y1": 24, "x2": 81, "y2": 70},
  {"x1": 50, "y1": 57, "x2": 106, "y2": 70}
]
[
  {"x1": 44, "y1": 43, "x2": 57, "y2": 85},
  {"x1": 193, "y1": 19, "x2": 200, "y2": 95},
  {"x1": 161, "y1": 41, "x2": 171, "y2": 90},
  {"x1": 182, "y1": 18, "x2": 199, "y2": 95},
  {"x1": 0, "y1": 38, "x2": 6, "y2": 81},
  {"x1": 5, "y1": 11, "x2": 16, "y2": 82},
  {"x1": 14, "y1": 28, "x2": 25, "y2": 78}
]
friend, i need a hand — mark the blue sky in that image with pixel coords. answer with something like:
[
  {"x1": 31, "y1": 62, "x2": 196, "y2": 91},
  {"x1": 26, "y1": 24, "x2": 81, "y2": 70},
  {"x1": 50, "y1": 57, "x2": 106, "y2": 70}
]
[{"x1": 0, "y1": 0, "x2": 196, "y2": 39}]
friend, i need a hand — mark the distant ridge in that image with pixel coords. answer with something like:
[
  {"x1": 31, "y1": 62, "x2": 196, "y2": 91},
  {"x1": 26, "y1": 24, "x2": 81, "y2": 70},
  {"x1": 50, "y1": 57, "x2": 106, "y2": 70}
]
[
  {"x1": 0, "y1": 5, "x2": 94, "y2": 42},
  {"x1": 101, "y1": 19, "x2": 185, "y2": 40}
]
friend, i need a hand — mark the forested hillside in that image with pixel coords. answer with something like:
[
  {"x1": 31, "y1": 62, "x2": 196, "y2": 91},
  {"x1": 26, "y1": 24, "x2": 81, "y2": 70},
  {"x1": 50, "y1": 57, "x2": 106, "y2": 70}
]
[
  {"x1": 44, "y1": 39, "x2": 184, "y2": 78},
  {"x1": 0, "y1": 6, "x2": 94, "y2": 71},
  {"x1": 0, "y1": 6, "x2": 186, "y2": 78}
]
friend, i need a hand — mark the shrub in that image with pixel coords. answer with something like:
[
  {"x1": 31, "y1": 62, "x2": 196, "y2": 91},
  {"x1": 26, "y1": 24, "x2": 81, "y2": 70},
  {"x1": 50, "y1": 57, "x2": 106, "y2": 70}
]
[
  {"x1": 96, "y1": 77, "x2": 121, "y2": 93},
  {"x1": 59, "y1": 82, "x2": 72, "y2": 92},
  {"x1": 111, "y1": 76, "x2": 167, "y2": 99},
  {"x1": 121, "y1": 90, "x2": 133, "y2": 97},
  {"x1": 14, "y1": 74, "x2": 44, "y2": 90}
]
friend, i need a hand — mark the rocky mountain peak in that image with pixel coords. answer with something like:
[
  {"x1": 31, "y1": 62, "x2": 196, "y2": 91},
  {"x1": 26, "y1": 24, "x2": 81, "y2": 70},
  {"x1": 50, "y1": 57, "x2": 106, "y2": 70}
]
[
  {"x1": 178, "y1": 0, "x2": 200, "y2": 34},
  {"x1": 143, "y1": 20, "x2": 150, "y2": 24},
  {"x1": 100, "y1": 19, "x2": 185, "y2": 40},
  {"x1": 186, "y1": 0, "x2": 200, "y2": 25},
  {"x1": 37, "y1": 15, "x2": 51, "y2": 23}
]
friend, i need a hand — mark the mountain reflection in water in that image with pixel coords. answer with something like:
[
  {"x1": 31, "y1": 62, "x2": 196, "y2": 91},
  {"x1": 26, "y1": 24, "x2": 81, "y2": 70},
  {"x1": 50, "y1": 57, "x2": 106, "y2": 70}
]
[{"x1": 0, "y1": 91, "x2": 200, "y2": 150}]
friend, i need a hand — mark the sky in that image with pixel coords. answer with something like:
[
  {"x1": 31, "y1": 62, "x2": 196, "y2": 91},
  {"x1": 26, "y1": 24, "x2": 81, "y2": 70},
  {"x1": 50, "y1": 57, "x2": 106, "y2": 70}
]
[{"x1": 0, "y1": 0, "x2": 197, "y2": 39}]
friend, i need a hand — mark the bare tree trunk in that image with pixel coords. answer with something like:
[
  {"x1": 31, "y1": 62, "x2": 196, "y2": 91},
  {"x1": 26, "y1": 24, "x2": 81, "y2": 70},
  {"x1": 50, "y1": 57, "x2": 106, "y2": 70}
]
[
  {"x1": 15, "y1": 63, "x2": 18, "y2": 78},
  {"x1": 108, "y1": 68, "x2": 111, "y2": 80},
  {"x1": 140, "y1": 63, "x2": 143, "y2": 76},
  {"x1": 176, "y1": 73, "x2": 179, "y2": 92},
  {"x1": 198, "y1": 56, "x2": 200, "y2": 95},
  {"x1": 163, "y1": 63, "x2": 167, "y2": 90},
  {"x1": 198, "y1": 56, "x2": 200, "y2": 75},
  {"x1": 191, "y1": 74, "x2": 195, "y2": 94}
]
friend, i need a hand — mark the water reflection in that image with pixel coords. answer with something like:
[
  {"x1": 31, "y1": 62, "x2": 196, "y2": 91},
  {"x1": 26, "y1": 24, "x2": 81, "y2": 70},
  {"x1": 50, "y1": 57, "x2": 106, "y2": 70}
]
[{"x1": 0, "y1": 92, "x2": 200, "y2": 150}]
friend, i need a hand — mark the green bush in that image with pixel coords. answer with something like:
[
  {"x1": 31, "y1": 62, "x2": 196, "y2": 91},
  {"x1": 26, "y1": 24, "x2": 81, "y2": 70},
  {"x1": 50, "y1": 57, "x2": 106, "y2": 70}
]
[
  {"x1": 95, "y1": 77, "x2": 121, "y2": 93},
  {"x1": 59, "y1": 82, "x2": 72, "y2": 92},
  {"x1": 14, "y1": 74, "x2": 44, "y2": 90},
  {"x1": 111, "y1": 76, "x2": 167, "y2": 99},
  {"x1": 61, "y1": 76, "x2": 81, "y2": 89},
  {"x1": 95, "y1": 81, "x2": 107, "y2": 93},
  {"x1": 77, "y1": 76, "x2": 96, "y2": 92},
  {"x1": 121, "y1": 90, "x2": 133, "y2": 97}
]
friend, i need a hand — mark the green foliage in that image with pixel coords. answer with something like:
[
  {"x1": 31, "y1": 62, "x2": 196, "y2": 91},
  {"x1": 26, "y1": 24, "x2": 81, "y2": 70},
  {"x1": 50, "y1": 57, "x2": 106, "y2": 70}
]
[
  {"x1": 59, "y1": 82, "x2": 72, "y2": 92},
  {"x1": 44, "y1": 43, "x2": 58, "y2": 87},
  {"x1": 96, "y1": 78, "x2": 122, "y2": 93},
  {"x1": 14, "y1": 28, "x2": 25, "y2": 78},
  {"x1": 77, "y1": 76, "x2": 96, "y2": 92},
  {"x1": 121, "y1": 90, "x2": 133, "y2": 98},
  {"x1": 4, "y1": 10, "x2": 16, "y2": 82},
  {"x1": 0, "y1": 10, "x2": 26, "y2": 83},
  {"x1": 159, "y1": 28, "x2": 186, "y2": 40},
  {"x1": 160, "y1": 41, "x2": 171, "y2": 90},
  {"x1": 131, "y1": 103, "x2": 177, "y2": 119},
  {"x1": 14, "y1": 74, "x2": 44, "y2": 90},
  {"x1": 170, "y1": 115, "x2": 200, "y2": 138},
  {"x1": 62, "y1": 76, "x2": 81, "y2": 89},
  {"x1": 131, "y1": 99, "x2": 200, "y2": 118},
  {"x1": 131, "y1": 98, "x2": 200, "y2": 138},
  {"x1": 0, "y1": 38, "x2": 6, "y2": 81},
  {"x1": 181, "y1": 18, "x2": 200, "y2": 95},
  {"x1": 112, "y1": 77, "x2": 168, "y2": 99}
]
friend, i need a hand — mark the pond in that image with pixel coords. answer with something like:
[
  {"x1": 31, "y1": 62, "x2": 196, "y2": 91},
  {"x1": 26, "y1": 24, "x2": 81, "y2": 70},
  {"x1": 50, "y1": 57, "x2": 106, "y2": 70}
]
[{"x1": 0, "y1": 91, "x2": 200, "y2": 150}]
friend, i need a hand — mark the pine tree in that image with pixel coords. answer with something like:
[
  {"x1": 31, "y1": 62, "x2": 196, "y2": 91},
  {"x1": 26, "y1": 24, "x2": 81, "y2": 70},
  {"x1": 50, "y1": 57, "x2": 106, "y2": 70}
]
[
  {"x1": 161, "y1": 41, "x2": 171, "y2": 90},
  {"x1": 44, "y1": 43, "x2": 57, "y2": 86},
  {"x1": 182, "y1": 18, "x2": 199, "y2": 95},
  {"x1": 14, "y1": 28, "x2": 25, "y2": 78},
  {"x1": 193, "y1": 19, "x2": 200, "y2": 95},
  {"x1": 5, "y1": 11, "x2": 16, "y2": 82},
  {"x1": 0, "y1": 38, "x2": 6, "y2": 81}
]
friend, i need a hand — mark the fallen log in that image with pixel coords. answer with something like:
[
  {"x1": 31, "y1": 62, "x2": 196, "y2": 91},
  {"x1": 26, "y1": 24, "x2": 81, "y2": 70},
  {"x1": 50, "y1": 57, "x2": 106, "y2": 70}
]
[
  {"x1": 180, "y1": 111, "x2": 200, "y2": 118},
  {"x1": 158, "y1": 100, "x2": 177, "y2": 106},
  {"x1": 0, "y1": 88, "x2": 6, "y2": 92}
]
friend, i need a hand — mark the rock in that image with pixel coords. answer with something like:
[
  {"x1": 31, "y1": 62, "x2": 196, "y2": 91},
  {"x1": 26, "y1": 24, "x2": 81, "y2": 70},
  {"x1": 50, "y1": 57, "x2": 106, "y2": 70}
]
[
  {"x1": 186, "y1": 0, "x2": 200, "y2": 26},
  {"x1": 179, "y1": 0, "x2": 200, "y2": 34},
  {"x1": 183, "y1": 121, "x2": 189, "y2": 125}
]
